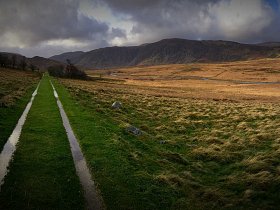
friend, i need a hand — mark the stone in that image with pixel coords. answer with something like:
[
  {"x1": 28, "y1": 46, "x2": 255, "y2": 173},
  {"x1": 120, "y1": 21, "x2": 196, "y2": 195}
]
[
  {"x1": 126, "y1": 125, "x2": 142, "y2": 136},
  {"x1": 112, "y1": 101, "x2": 122, "y2": 109},
  {"x1": 243, "y1": 189, "x2": 254, "y2": 199}
]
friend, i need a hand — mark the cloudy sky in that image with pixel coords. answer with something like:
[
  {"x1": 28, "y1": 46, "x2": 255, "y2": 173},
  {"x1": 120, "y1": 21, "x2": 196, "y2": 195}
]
[{"x1": 0, "y1": 0, "x2": 279, "y2": 57}]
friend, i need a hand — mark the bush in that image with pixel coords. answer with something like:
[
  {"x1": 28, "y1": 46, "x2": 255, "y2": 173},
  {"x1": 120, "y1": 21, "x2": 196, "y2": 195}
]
[
  {"x1": 48, "y1": 60, "x2": 87, "y2": 80},
  {"x1": 0, "y1": 54, "x2": 11, "y2": 68},
  {"x1": 48, "y1": 65, "x2": 65, "y2": 77},
  {"x1": 65, "y1": 60, "x2": 87, "y2": 79}
]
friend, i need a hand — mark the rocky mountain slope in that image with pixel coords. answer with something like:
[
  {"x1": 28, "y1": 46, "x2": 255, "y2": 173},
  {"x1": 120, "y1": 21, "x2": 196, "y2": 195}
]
[{"x1": 50, "y1": 38, "x2": 280, "y2": 69}]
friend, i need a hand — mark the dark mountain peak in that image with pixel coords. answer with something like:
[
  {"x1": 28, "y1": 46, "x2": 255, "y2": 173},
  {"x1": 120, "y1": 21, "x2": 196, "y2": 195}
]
[
  {"x1": 31, "y1": 56, "x2": 44, "y2": 59},
  {"x1": 50, "y1": 51, "x2": 85, "y2": 64},
  {"x1": 50, "y1": 38, "x2": 280, "y2": 69},
  {"x1": 152, "y1": 38, "x2": 197, "y2": 45}
]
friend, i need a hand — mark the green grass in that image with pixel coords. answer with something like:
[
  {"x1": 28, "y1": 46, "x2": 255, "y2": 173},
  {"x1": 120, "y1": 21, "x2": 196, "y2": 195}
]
[
  {"x1": 53, "y1": 80, "x2": 179, "y2": 210},
  {"x1": 0, "y1": 75, "x2": 85, "y2": 209},
  {"x1": 0, "y1": 68, "x2": 40, "y2": 151},
  {"x1": 0, "y1": 86, "x2": 37, "y2": 151},
  {"x1": 55, "y1": 78, "x2": 280, "y2": 209}
]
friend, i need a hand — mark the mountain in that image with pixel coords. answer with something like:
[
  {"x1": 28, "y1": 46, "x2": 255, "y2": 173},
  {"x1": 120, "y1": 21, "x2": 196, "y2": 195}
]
[
  {"x1": 28, "y1": 56, "x2": 63, "y2": 70},
  {"x1": 50, "y1": 51, "x2": 85, "y2": 64},
  {"x1": 0, "y1": 52, "x2": 25, "y2": 63},
  {"x1": 257, "y1": 42, "x2": 280, "y2": 47},
  {"x1": 50, "y1": 39, "x2": 280, "y2": 69},
  {"x1": 0, "y1": 52, "x2": 63, "y2": 70}
]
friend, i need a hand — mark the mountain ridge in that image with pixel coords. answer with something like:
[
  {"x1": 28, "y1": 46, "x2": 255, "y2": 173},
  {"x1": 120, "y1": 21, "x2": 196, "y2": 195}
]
[
  {"x1": 50, "y1": 38, "x2": 280, "y2": 69},
  {"x1": 0, "y1": 52, "x2": 63, "y2": 70}
]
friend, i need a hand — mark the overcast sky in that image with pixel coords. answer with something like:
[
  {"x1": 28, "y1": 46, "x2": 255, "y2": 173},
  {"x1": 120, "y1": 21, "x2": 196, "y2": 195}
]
[{"x1": 0, "y1": 0, "x2": 279, "y2": 57}]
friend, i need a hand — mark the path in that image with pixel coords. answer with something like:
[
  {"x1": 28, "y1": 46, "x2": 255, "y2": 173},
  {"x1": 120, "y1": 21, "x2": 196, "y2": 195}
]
[
  {"x1": 0, "y1": 82, "x2": 40, "y2": 188},
  {"x1": 50, "y1": 80, "x2": 102, "y2": 210},
  {"x1": 0, "y1": 75, "x2": 101, "y2": 209}
]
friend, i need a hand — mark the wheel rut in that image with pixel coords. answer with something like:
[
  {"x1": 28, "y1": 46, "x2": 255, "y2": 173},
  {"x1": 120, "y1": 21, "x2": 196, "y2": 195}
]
[
  {"x1": 0, "y1": 81, "x2": 40, "y2": 189},
  {"x1": 50, "y1": 80, "x2": 103, "y2": 210}
]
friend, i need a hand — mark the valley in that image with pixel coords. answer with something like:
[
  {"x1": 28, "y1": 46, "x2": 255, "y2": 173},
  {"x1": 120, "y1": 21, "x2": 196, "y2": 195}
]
[
  {"x1": 1, "y1": 55, "x2": 280, "y2": 210},
  {"x1": 2, "y1": 0, "x2": 280, "y2": 209},
  {"x1": 54, "y1": 58, "x2": 280, "y2": 209},
  {"x1": 87, "y1": 58, "x2": 280, "y2": 102}
]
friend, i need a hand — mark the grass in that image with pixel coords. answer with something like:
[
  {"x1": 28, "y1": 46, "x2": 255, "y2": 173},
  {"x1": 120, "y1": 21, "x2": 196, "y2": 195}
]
[
  {"x1": 1, "y1": 62, "x2": 280, "y2": 209},
  {"x1": 0, "y1": 68, "x2": 40, "y2": 151},
  {"x1": 87, "y1": 58, "x2": 280, "y2": 103},
  {"x1": 55, "y1": 75, "x2": 280, "y2": 209},
  {"x1": 0, "y1": 74, "x2": 85, "y2": 209}
]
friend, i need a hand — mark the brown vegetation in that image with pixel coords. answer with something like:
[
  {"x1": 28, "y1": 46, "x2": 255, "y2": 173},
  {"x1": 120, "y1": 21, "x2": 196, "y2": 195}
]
[
  {"x1": 88, "y1": 58, "x2": 280, "y2": 102},
  {"x1": 58, "y1": 58, "x2": 280, "y2": 208},
  {"x1": 0, "y1": 68, "x2": 40, "y2": 107}
]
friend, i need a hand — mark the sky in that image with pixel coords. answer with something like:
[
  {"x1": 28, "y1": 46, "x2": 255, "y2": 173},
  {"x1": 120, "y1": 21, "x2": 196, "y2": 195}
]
[{"x1": 0, "y1": 0, "x2": 279, "y2": 58}]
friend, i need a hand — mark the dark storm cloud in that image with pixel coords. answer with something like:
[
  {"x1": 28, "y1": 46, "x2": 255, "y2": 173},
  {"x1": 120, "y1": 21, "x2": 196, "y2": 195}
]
[
  {"x1": 101, "y1": 0, "x2": 279, "y2": 44},
  {"x1": 0, "y1": 0, "x2": 279, "y2": 57},
  {"x1": 0, "y1": 37, "x2": 110, "y2": 58},
  {"x1": 100, "y1": 0, "x2": 218, "y2": 12},
  {"x1": 0, "y1": 0, "x2": 109, "y2": 47}
]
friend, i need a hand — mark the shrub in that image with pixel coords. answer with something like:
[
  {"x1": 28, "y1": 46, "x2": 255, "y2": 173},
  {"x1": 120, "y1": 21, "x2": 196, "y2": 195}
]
[
  {"x1": 48, "y1": 60, "x2": 87, "y2": 80},
  {"x1": 48, "y1": 65, "x2": 65, "y2": 77}
]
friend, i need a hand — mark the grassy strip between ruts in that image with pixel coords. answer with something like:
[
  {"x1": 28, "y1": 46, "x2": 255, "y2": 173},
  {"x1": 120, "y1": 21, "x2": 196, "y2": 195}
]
[{"x1": 0, "y1": 75, "x2": 85, "y2": 209}]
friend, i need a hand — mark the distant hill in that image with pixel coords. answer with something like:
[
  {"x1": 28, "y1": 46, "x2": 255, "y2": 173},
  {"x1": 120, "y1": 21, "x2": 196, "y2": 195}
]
[
  {"x1": 28, "y1": 56, "x2": 63, "y2": 70},
  {"x1": 50, "y1": 51, "x2": 84, "y2": 64},
  {"x1": 0, "y1": 52, "x2": 25, "y2": 63},
  {"x1": 50, "y1": 38, "x2": 280, "y2": 69},
  {"x1": 0, "y1": 52, "x2": 63, "y2": 71},
  {"x1": 257, "y1": 42, "x2": 280, "y2": 47}
]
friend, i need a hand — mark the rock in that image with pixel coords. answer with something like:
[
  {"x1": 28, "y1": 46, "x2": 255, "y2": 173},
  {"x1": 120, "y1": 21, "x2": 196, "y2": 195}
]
[
  {"x1": 243, "y1": 189, "x2": 254, "y2": 199},
  {"x1": 112, "y1": 101, "x2": 122, "y2": 109},
  {"x1": 126, "y1": 125, "x2": 142, "y2": 136}
]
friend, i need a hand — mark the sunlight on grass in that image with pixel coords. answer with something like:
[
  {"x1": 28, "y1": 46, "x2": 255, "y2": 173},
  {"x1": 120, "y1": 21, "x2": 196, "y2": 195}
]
[{"x1": 56, "y1": 76, "x2": 280, "y2": 209}]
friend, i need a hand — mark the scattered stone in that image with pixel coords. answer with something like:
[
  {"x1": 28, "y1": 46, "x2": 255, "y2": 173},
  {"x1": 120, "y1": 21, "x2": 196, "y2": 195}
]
[
  {"x1": 243, "y1": 189, "x2": 254, "y2": 199},
  {"x1": 112, "y1": 101, "x2": 122, "y2": 109},
  {"x1": 126, "y1": 125, "x2": 142, "y2": 136}
]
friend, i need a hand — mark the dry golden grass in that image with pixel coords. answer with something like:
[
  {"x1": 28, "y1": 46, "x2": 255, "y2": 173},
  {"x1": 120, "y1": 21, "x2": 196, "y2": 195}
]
[
  {"x1": 0, "y1": 68, "x2": 40, "y2": 107},
  {"x1": 60, "y1": 59, "x2": 280, "y2": 208},
  {"x1": 87, "y1": 58, "x2": 280, "y2": 102}
]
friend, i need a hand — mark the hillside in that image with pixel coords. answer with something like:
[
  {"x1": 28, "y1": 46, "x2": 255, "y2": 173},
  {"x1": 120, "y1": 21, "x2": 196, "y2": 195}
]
[
  {"x1": 50, "y1": 51, "x2": 84, "y2": 64},
  {"x1": 257, "y1": 42, "x2": 280, "y2": 47},
  {"x1": 28, "y1": 56, "x2": 63, "y2": 70},
  {"x1": 50, "y1": 38, "x2": 280, "y2": 69},
  {"x1": 0, "y1": 52, "x2": 63, "y2": 71}
]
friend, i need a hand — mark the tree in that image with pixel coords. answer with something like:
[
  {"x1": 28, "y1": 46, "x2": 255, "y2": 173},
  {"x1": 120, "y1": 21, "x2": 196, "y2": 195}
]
[
  {"x1": 29, "y1": 64, "x2": 38, "y2": 72},
  {"x1": 19, "y1": 58, "x2": 27, "y2": 71},
  {"x1": 48, "y1": 65, "x2": 65, "y2": 77},
  {"x1": 65, "y1": 59, "x2": 87, "y2": 79},
  {"x1": 48, "y1": 60, "x2": 87, "y2": 80},
  {"x1": 0, "y1": 54, "x2": 4, "y2": 67},
  {"x1": 11, "y1": 55, "x2": 17, "y2": 69},
  {"x1": 0, "y1": 54, "x2": 10, "y2": 68}
]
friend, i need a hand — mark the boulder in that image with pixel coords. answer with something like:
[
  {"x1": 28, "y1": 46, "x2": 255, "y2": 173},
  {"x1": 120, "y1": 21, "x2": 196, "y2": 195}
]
[
  {"x1": 126, "y1": 125, "x2": 142, "y2": 136},
  {"x1": 112, "y1": 101, "x2": 122, "y2": 109}
]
